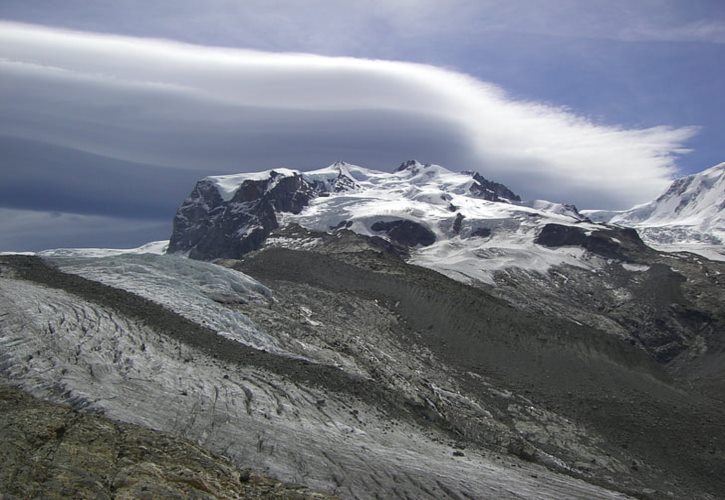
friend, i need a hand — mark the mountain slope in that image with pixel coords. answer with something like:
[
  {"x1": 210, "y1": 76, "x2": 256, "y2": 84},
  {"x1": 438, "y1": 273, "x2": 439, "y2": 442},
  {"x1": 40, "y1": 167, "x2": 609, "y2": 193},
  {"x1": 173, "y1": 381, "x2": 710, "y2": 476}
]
[
  {"x1": 167, "y1": 159, "x2": 725, "y2": 373},
  {"x1": 1, "y1": 253, "x2": 645, "y2": 499},
  {"x1": 4, "y1": 238, "x2": 724, "y2": 498}
]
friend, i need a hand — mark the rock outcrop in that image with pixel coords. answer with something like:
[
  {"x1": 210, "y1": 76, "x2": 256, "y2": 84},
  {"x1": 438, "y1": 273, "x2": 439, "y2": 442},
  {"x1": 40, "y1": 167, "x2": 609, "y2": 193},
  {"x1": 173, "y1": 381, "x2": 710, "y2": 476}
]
[
  {"x1": 168, "y1": 172, "x2": 325, "y2": 260},
  {"x1": 535, "y1": 223, "x2": 649, "y2": 260},
  {"x1": 0, "y1": 384, "x2": 335, "y2": 499}
]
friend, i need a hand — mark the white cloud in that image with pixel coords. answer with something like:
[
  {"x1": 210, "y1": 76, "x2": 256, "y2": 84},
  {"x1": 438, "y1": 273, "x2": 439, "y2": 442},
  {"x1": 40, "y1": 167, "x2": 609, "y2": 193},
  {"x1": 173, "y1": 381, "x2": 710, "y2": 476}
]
[{"x1": 0, "y1": 21, "x2": 696, "y2": 209}]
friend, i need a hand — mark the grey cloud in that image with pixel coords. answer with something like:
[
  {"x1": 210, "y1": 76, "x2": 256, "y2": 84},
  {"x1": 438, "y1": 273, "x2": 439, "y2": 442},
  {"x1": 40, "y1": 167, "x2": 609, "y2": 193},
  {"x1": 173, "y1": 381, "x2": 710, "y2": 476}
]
[
  {"x1": 0, "y1": 137, "x2": 207, "y2": 219},
  {"x1": 0, "y1": 208, "x2": 170, "y2": 252}
]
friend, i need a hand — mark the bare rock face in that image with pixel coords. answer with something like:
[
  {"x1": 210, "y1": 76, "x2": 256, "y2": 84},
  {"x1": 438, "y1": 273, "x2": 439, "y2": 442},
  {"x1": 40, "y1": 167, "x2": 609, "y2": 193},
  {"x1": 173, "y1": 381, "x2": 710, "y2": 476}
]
[
  {"x1": 168, "y1": 172, "x2": 321, "y2": 260},
  {"x1": 370, "y1": 219, "x2": 436, "y2": 247},
  {"x1": 0, "y1": 384, "x2": 335, "y2": 499},
  {"x1": 535, "y1": 223, "x2": 649, "y2": 260},
  {"x1": 465, "y1": 171, "x2": 522, "y2": 202}
]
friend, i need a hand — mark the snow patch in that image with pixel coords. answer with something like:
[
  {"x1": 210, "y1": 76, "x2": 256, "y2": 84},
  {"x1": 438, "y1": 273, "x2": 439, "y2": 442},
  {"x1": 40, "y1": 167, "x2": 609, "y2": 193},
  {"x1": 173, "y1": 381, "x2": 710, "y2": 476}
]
[
  {"x1": 255, "y1": 162, "x2": 605, "y2": 283},
  {"x1": 645, "y1": 243, "x2": 725, "y2": 262},
  {"x1": 412, "y1": 237, "x2": 592, "y2": 286},
  {"x1": 206, "y1": 168, "x2": 299, "y2": 201},
  {"x1": 621, "y1": 262, "x2": 650, "y2": 272}
]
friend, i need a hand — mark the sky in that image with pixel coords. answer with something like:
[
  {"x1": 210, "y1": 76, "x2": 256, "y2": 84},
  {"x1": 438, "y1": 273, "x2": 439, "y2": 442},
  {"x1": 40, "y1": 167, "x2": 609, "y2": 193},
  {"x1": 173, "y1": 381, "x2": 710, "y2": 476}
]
[{"x1": 1, "y1": 0, "x2": 723, "y2": 251}]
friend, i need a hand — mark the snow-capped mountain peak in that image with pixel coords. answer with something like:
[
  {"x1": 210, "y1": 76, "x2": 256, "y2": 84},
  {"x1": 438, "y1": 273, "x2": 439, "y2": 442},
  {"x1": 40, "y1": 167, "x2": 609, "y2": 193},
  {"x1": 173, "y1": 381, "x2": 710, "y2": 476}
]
[
  {"x1": 611, "y1": 162, "x2": 724, "y2": 226},
  {"x1": 395, "y1": 159, "x2": 425, "y2": 172},
  {"x1": 168, "y1": 160, "x2": 643, "y2": 284},
  {"x1": 584, "y1": 162, "x2": 725, "y2": 260}
]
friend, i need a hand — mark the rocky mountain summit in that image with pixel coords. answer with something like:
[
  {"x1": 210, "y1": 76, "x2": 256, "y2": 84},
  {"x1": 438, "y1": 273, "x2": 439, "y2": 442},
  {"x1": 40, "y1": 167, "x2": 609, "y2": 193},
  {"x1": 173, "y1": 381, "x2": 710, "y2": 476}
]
[
  {"x1": 168, "y1": 160, "x2": 605, "y2": 281},
  {"x1": 169, "y1": 160, "x2": 538, "y2": 261}
]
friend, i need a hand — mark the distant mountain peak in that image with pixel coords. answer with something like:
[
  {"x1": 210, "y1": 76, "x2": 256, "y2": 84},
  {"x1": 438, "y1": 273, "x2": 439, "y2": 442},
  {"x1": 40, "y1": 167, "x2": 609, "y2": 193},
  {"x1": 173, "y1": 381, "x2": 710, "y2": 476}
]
[
  {"x1": 586, "y1": 162, "x2": 725, "y2": 259},
  {"x1": 702, "y1": 161, "x2": 725, "y2": 175},
  {"x1": 463, "y1": 170, "x2": 521, "y2": 203},
  {"x1": 395, "y1": 159, "x2": 426, "y2": 172}
]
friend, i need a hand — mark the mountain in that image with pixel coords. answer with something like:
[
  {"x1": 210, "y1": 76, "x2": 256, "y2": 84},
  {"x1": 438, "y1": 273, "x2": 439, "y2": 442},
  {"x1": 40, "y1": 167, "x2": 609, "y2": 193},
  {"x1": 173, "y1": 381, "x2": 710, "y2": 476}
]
[
  {"x1": 3, "y1": 160, "x2": 725, "y2": 498},
  {"x1": 584, "y1": 163, "x2": 725, "y2": 261},
  {"x1": 166, "y1": 159, "x2": 725, "y2": 366},
  {"x1": 166, "y1": 160, "x2": 724, "y2": 367},
  {"x1": 169, "y1": 160, "x2": 639, "y2": 285}
]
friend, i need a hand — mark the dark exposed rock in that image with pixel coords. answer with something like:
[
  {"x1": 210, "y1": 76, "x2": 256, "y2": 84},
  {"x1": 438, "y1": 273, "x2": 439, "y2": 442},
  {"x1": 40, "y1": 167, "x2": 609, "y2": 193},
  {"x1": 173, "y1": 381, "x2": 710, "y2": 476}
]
[
  {"x1": 463, "y1": 171, "x2": 521, "y2": 203},
  {"x1": 566, "y1": 204, "x2": 590, "y2": 222},
  {"x1": 330, "y1": 171, "x2": 358, "y2": 192},
  {"x1": 396, "y1": 159, "x2": 421, "y2": 172},
  {"x1": 330, "y1": 220, "x2": 353, "y2": 231},
  {"x1": 534, "y1": 224, "x2": 587, "y2": 247},
  {"x1": 453, "y1": 213, "x2": 465, "y2": 234},
  {"x1": 167, "y1": 178, "x2": 278, "y2": 260},
  {"x1": 535, "y1": 223, "x2": 649, "y2": 260},
  {"x1": 168, "y1": 172, "x2": 328, "y2": 260},
  {"x1": 371, "y1": 219, "x2": 436, "y2": 247},
  {"x1": 470, "y1": 227, "x2": 492, "y2": 238},
  {"x1": 167, "y1": 163, "x2": 368, "y2": 260},
  {"x1": 507, "y1": 439, "x2": 539, "y2": 463}
]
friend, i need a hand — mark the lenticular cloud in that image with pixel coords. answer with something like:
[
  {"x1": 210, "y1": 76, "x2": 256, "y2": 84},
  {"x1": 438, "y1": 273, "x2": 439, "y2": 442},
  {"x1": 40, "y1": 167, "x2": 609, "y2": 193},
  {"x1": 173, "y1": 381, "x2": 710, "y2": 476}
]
[{"x1": 0, "y1": 21, "x2": 696, "y2": 209}]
